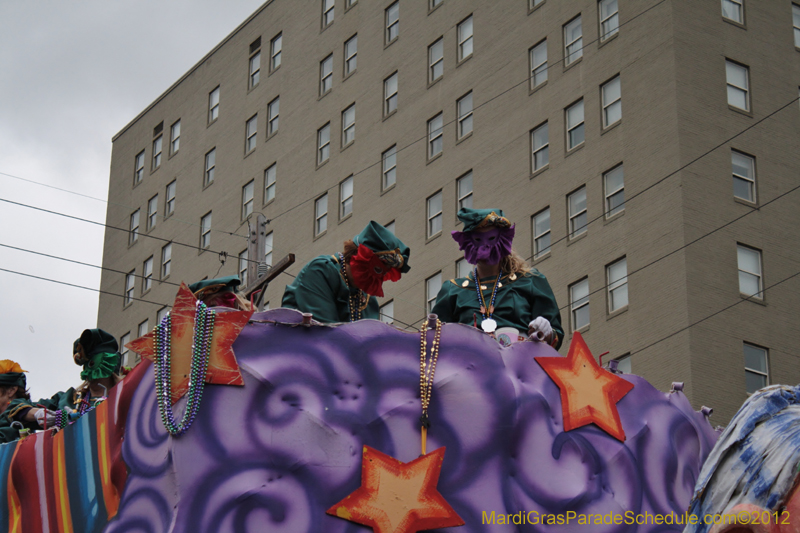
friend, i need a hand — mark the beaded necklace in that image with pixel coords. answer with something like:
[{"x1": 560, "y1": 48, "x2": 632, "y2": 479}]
[
  {"x1": 474, "y1": 267, "x2": 502, "y2": 333},
  {"x1": 419, "y1": 318, "x2": 442, "y2": 455},
  {"x1": 338, "y1": 253, "x2": 368, "y2": 322},
  {"x1": 153, "y1": 300, "x2": 215, "y2": 436}
]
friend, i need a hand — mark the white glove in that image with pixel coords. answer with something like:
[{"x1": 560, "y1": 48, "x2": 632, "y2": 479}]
[
  {"x1": 528, "y1": 316, "x2": 553, "y2": 343},
  {"x1": 33, "y1": 408, "x2": 58, "y2": 429}
]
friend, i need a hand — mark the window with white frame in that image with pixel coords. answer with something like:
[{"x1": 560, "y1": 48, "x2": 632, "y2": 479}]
[
  {"x1": 604, "y1": 164, "x2": 625, "y2": 217},
  {"x1": 530, "y1": 40, "x2": 547, "y2": 89},
  {"x1": 531, "y1": 122, "x2": 549, "y2": 172},
  {"x1": 208, "y1": 86, "x2": 220, "y2": 123},
  {"x1": 568, "y1": 186, "x2": 587, "y2": 238},
  {"x1": 249, "y1": 49, "x2": 261, "y2": 88},
  {"x1": 138, "y1": 319, "x2": 149, "y2": 338},
  {"x1": 166, "y1": 180, "x2": 176, "y2": 217},
  {"x1": 344, "y1": 35, "x2": 357, "y2": 75},
  {"x1": 264, "y1": 163, "x2": 276, "y2": 203},
  {"x1": 346, "y1": 0, "x2": 357, "y2": 8},
  {"x1": 315, "y1": 194, "x2": 328, "y2": 235},
  {"x1": 601, "y1": 75, "x2": 622, "y2": 127},
  {"x1": 456, "y1": 258, "x2": 471, "y2": 278},
  {"x1": 570, "y1": 278, "x2": 590, "y2": 331},
  {"x1": 726, "y1": 60, "x2": 750, "y2": 111},
  {"x1": 530, "y1": 0, "x2": 544, "y2": 9},
  {"x1": 170, "y1": 119, "x2": 181, "y2": 155},
  {"x1": 161, "y1": 243, "x2": 172, "y2": 278},
  {"x1": 457, "y1": 171, "x2": 473, "y2": 210},
  {"x1": 120, "y1": 332, "x2": 130, "y2": 361},
  {"x1": 614, "y1": 354, "x2": 631, "y2": 374},
  {"x1": 429, "y1": 38, "x2": 444, "y2": 83},
  {"x1": 152, "y1": 136, "x2": 163, "y2": 170},
  {"x1": 599, "y1": 0, "x2": 619, "y2": 40},
  {"x1": 143, "y1": 256, "x2": 153, "y2": 293},
  {"x1": 732, "y1": 150, "x2": 756, "y2": 202},
  {"x1": 125, "y1": 270, "x2": 135, "y2": 305},
  {"x1": 205, "y1": 148, "x2": 216, "y2": 186},
  {"x1": 457, "y1": 16, "x2": 473, "y2": 61},
  {"x1": 157, "y1": 307, "x2": 170, "y2": 324},
  {"x1": 607, "y1": 257, "x2": 628, "y2": 312},
  {"x1": 340, "y1": 176, "x2": 354, "y2": 218},
  {"x1": 426, "y1": 272, "x2": 442, "y2": 314},
  {"x1": 239, "y1": 249, "x2": 249, "y2": 283},
  {"x1": 428, "y1": 113, "x2": 443, "y2": 159},
  {"x1": 380, "y1": 300, "x2": 394, "y2": 324},
  {"x1": 564, "y1": 16, "x2": 583, "y2": 65},
  {"x1": 427, "y1": 191, "x2": 443, "y2": 238},
  {"x1": 246, "y1": 114, "x2": 258, "y2": 153},
  {"x1": 320, "y1": 54, "x2": 333, "y2": 95},
  {"x1": 722, "y1": 0, "x2": 744, "y2": 24},
  {"x1": 242, "y1": 180, "x2": 254, "y2": 219},
  {"x1": 384, "y1": 73, "x2": 398, "y2": 116},
  {"x1": 200, "y1": 212, "x2": 212, "y2": 249},
  {"x1": 566, "y1": 99, "x2": 585, "y2": 150},
  {"x1": 342, "y1": 104, "x2": 355, "y2": 146},
  {"x1": 268, "y1": 97, "x2": 279, "y2": 136},
  {"x1": 129, "y1": 209, "x2": 140, "y2": 245},
  {"x1": 147, "y1": 195, "x2": 158, "y2": 230},
  {"x1": 270, "y1": 33, "x2": 282, "y2": 71},
  {"x1": 265, "y1": 231, "x2": 274, "y2": 266},
  {"x1": 457, "y1": 92, "x2": 473, "y2": 139},
  {"x1": 382, "y1": 145, "x2": 397, "y2": 190},
  {"x1": 737, "y1": 244, "x2": 762, "y2": 298},
  {"x1": 134, "y1": 150, "x2": 145, "y2": 185},
  {"x1": 743, "y1": 343, "x2": 768, "y2": 393},
  {"x1": 430, "y1": 0, "x2": 443, "y2": 9},
  {"x1": 386, "y1": 2, "x2": 399, "y2": 44},
  {"x1": 794, "y1": 4, "x2": 800, "y2": 47},
  {"x1": 533, "y1": 208, "x2": 551, "y2": 259},
  {"x1": 318, "y1": 123, "x2": 331, "y2": 164},
  {"x1": 323, "y1": 0, "x2": 334, "y2": 28}
]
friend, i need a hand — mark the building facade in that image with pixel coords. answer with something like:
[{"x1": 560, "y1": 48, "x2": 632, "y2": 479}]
[{"x1": 98, "y1": 0, "x2": 800, "y2": 424}]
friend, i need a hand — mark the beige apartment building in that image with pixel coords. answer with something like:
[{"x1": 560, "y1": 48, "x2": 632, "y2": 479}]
[{"x1": 98, "y1": 0, "x2": 800, "y2": 424}]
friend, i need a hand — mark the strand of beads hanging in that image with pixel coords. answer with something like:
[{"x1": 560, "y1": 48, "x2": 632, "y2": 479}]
[
  {"x1": 419, "y1": 318, "x2": 443, "y2": 430},
  {"x1": 339, "y1": 252, "x2": 366, "y2": 322},
  {"x1": 154, "y1": 301, "x2": 215, "y2": 436},
  {"x1": 474, "y1": 267, "x2": 502, "y2": 333}
]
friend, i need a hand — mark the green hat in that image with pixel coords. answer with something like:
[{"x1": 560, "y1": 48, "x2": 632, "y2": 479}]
[
  {"x1": 189, "y1": 275, "x2": 241, "y2": 296},
  {"x1": 353, "y1": 221, "x2": 411, "y2": 273},
  {"x1": 76, "y1": 329, "x2": 119, "y2": 358},
  {"x1": 457, "y1": 208, "x2": 512, "y2": 232},
  {"x1": 0, "y1": 360, "x2": 27, "y2": 389}
]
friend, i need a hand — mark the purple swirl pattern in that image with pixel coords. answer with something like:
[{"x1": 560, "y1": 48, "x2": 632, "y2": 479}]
[{"x1": 107, "y1": 309, "x2": 719, "y2": 532}]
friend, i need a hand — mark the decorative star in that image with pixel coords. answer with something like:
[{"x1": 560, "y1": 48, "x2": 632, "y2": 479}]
[
  {"x1": 535, "y1": 331, "x2": 634, "y2": 441},
  {"x1": 327, "y1": 446, "x2": 464, "y2": 533},
  {"x1": 126, "y1": 283, "x2": 253, "y2": 403}
]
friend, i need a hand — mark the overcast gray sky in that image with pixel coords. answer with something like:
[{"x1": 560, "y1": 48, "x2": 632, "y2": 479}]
[{"x1": 0, "y1": 0, "x2": 266, "y2": 399}]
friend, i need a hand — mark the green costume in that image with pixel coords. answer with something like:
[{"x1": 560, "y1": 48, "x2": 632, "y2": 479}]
[
  {"x1": 74, "y1": 329, "x2": 121, "y2": 381},
  {"x1": 0, "y1": 389, "x2": 77, "y2": 444}
]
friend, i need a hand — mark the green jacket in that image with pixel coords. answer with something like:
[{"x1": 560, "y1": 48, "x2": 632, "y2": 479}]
[
  {"x1": 432, "y1": 270, "x2": 564, "y2": 349},
  {"x1": 282, "y1": 255, "x2": 380, "y2": 323},
  {"x1": 0, "y1": 389, "x2": 77, "y2": 444}
]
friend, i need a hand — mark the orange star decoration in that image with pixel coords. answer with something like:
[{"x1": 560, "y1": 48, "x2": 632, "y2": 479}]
[
  {"x1": 535, "y1": 331, "x2": 634, "y2": 441},
  {"x1": 327, "y1": 446, "x2": 464, "y2": 533},
  {"x1": 126, "y1": 283, "x2": 253, "y2": 403}
]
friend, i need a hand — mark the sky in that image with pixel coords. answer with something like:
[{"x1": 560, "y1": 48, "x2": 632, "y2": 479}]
[{"x1": 0, "y1": 0, "x2": 267, "y2": 400}]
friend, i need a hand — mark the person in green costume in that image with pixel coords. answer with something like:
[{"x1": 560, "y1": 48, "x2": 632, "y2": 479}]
[
  {"x1": 0, "y1": 360, "x2": 59, "y2": 444},
  {"x1": 432, "y1": 208, "x2": 564, "y2": 349},
  {"x1": 282, "y1": 221, "x2": 411, "y2": 323},
  {"x1": 72, "y1": 328, "x2": 122, "y2": 402},
  {"x1": 189, "y1": 275, "x2": 253, "y2": 311}
]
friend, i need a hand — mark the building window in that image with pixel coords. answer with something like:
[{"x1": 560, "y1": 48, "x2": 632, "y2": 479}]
[
  {"x1": 530, "y1": 0, "x2": 544, "y2": 9},
  {"x1": 457, "y1": 171, "x2": 473, "y2": 210},
  {"x1": 568, "y1": 186, "x2": 587, "y2": 238},
  {"x1": 170, "y1": 120, "x2": 181, "y2": 155},
  {"x1": 570, "y1": 278, "x2": 590, "y2": 331},
  {"x1": 134, "y1": 150, "x2": 145, "y2": 185},
  {"x1": 599, "y1": 0, "x2": 619, "y2": 40},
  {"x1": 533, "y1": 208, "x2": 551, "y2": 259},
  {"x1": 165, "y1": 180, "x2": 176, "y2": 216},
  {"x1": 531, "y1": 122, "x2": 549, "y2": 172},
  {"x1": 566, "y1": 99, "x2": 585, "y2": 150},
  {"x1": 456, "y1": 258, "x2": 471, "y2": 278},
  {"x1": 242, "y1": 180, "x2": 254, "y2": 219},
  {"x1": 429, "y1": 38, "x2": 444, "y2": 83},
  {"x1": 125, "y1": 270, "x2": 135, "y2": 305},
  {"x1": 614, "y1": 354, "x2": 631, "y2": 374},
  {"x1": 732, "y1": 150, "x2": 756, "y2": 202},
  {"x1": 264, "y1": 163, "x2": 277, "y2": 203},
  {"x1": 138, "y1": 319, "x2": 149, "y2": 338},
  {"x1": 268, "y1": 96, "x2": 280, "y2": 136},
  {"x1": 318, "y1": 123, "x2": 331, "y2": 164},
  {"x1": 743, "y1": 343, "x2": 768, "y2": 394},
  {"x1": 120, "y1": 332, "x2": 130, "y2": 361},
  {"x1": 794, "y1": 4, "x2": 800, "y2": 47},
  {"x1": 344, "y1": 35, "x2": 357, "y2": 75},
  {"x1": 386, "y1": 2, "x2": 399, "y2": 44},
  {"x1": 722, "y1": 0, "x2": 744, "y2": 24},
  {"x1": 342, "y1": 104, "x2": 356, "y2": 146},
  {"x1": 430, "y1": 0, "x2": 443, "y2": 9},
  {"x1": 607, "y1": 257, "x2": 628, "y2": 312},
  {"x1": 270, "y1": 33, "x2": 282, "y2": 71},
  {"x1": 320, "y1": 54, "x2": 333, "y2": 95},
  {"x1": 601, "y1": 75, "x2": 622, "y2": 128},
  {"x1": 457, "y1": 15, "x2": 473, "y2": 61},
  {"x1": 246, "y1": 114, "x2": 258, "y2": 153},
  {"x1": 161, "y1": 243, "x2": 172, "y2": 278},
  {"x1": 737, "y1": 244, "x2": 762, "y2": 299},
  {"x1": 152, "y1": 136, "x2": 163, "y2": 170},
  {"x1": 143, "y1": 256, "x2": 153, "y2": 293},
  {"x1": 200, "y1": 212, "x2": 212, "y2": 249},
  {"x1": 129, "y1": 209, "x2": 140, "y2": 245},
  {"x1": 157, "y1": 307, "x2": 169, "y2": 324},
  {"x1": 427, "y1": 191, "x2": 443, "y2": 238},
  {"x1": 249, "y1": 49, "x2": 261, "y2": 89},
  {"x1": 426, "y1": 272, "x2": 442, "y2": 314},
  {"x1": 726, "y1": 60, "x2": 750, "y2": 111},
  {"x1": 604, "y1": 164, "x2": 625, "y2": 217},
  {"x1": 239, "y1": 249, "x2": 249, "y2": 283},
  {"x1": 315, "y1": 194, "x2": 328, "y2": 235},
  {"x1": 428, "y1": 113, "x2": 443, "y2": 159},
  {"x1": 457, "y1": 92, "x2": 473, "y2": 139},
  {"x1": 529, "y1": 40, "x2": 547, "y2": 89},
  {"x1": 346, "y1": 0, "x2": 357, "y2": 8},
  {"x1": 382, "y1": 145, "x2": 397, "y2": 190},
  {"x1": 147, "y1": 194, "x2": 158, "y2": 230},
  {"x1": 208, "y1": 86, "x2": 220, "y2": 123},
  {"x1": 265, "y1": 231, "x2": 274, "y2": 266},
  {"x1": 323, "y1": 0, "x2": 334, "y2": 28},
  {"x1": 204, "y1": 148, "x2": 216, "y2": 186},
  {"x1": 340, "y1": 175, "x2": 354, "y2": 218},
  {"x1": 380, "y1": 301, "x2": 394, "y2": 324},
  {"x1": 564, "y1": 16, "x2": 583, "y2": 65},
  {"x1": 384, "y1": 72, "x2": 398, "y2": 116}
]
